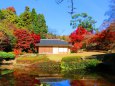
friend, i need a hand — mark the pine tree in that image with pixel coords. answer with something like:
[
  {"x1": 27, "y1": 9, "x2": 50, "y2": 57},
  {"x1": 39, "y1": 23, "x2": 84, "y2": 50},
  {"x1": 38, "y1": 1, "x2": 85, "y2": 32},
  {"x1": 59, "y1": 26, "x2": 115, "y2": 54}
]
[
  {"x1": 31, "y1": 8, "x2": 39, "y2": 33},
  {"x1": 37, "y1": 14, "x2": 48, "y2": 38}
]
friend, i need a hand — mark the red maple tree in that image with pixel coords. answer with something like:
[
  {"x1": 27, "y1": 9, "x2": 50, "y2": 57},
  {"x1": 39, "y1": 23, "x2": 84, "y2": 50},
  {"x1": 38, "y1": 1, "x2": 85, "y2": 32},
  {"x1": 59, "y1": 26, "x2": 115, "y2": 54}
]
[
  {"x1": 31, "y1": 32, "x2": 40, "y2": 45},
  {"x1": 14, "y1": 29, "x2": 34, "y2": 51},
  {"x1": 69, "y1": 26, "x2": 90, "y2": 52},
  {"x1": 88, "y1": 24, "x2": 115, "y2": 50},
  {"x1": 14, "y1": 29, "x2": 41, "y2": 52}
]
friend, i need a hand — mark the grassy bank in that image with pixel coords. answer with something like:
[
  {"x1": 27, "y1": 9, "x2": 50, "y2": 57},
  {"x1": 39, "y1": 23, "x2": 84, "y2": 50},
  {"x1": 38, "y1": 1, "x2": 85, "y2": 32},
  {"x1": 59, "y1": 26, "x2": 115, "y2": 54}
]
[
  {"x1": 16, "y1": 55, "x2": 49, "y2": 64},
  {"x1": 14, "y1": 53, "x2": 102, "y2": 75},
  {"x1": 46, "y1": 51, "x2": 105, "y2": 61}
]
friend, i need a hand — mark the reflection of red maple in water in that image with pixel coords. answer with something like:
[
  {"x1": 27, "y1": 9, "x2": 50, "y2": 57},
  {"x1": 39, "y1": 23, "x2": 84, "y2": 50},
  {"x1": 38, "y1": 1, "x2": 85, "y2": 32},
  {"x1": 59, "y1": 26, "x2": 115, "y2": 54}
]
[
  {"x1": 70, "y1": 79, "x2": 115, "y2": 86},
  {"x1": 1, "y1": 71, "x2": 115, "y2": 86},
  {"x1": 13, "y1": 71, "x2": 40, "y2": 86}
]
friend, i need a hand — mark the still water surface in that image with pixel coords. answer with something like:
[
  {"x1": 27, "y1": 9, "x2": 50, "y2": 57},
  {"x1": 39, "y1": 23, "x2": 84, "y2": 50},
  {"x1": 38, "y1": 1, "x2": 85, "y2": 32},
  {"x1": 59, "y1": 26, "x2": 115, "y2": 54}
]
[{"x1": 0, "y1": 69, "x2": 115, "y2": 86}]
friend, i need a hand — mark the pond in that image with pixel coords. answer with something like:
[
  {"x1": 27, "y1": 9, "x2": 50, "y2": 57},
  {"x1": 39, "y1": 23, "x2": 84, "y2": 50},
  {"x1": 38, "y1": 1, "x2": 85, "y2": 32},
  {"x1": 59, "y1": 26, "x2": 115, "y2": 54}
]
[{"x1": 0, "y1": 69, "x2": 115, "y2": 86}]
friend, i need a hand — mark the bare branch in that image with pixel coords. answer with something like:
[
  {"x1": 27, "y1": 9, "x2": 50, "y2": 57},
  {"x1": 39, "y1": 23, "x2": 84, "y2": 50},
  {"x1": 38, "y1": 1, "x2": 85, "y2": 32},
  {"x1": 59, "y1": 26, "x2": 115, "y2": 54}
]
[
  {"x1": 55, "y1": 0, "x2": 76, "y2": 15},
  {"x1": 55, "y1": 0, "x2": 64, "y2": 4}
]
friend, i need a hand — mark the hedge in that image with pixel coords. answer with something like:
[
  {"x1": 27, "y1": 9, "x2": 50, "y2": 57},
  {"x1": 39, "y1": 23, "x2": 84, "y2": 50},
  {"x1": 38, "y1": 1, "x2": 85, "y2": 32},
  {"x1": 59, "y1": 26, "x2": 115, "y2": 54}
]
[{"x1": 0, "y1": 51, "x2": 15, "y2": 59}]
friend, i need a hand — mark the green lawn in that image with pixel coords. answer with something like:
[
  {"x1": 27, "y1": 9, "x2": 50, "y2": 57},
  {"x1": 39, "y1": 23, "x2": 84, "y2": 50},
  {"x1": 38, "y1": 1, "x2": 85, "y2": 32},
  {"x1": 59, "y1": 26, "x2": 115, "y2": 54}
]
[
  {"x1": 46, "y1": 51, "x2": 105, "y2": 62},
  {"x1": 16, "y1": 51, "x2": 105, "y2": 64}
]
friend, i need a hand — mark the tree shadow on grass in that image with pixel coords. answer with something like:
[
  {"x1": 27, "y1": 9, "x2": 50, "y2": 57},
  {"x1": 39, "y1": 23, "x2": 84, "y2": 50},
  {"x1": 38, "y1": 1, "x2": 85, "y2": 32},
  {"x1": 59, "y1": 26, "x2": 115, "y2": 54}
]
[
  {"x1": 88, "y1": 53, "x2": 115, "y2": 83},
  {"x1": 85, "y1": 53, "x2": 115, "y2": 74}
]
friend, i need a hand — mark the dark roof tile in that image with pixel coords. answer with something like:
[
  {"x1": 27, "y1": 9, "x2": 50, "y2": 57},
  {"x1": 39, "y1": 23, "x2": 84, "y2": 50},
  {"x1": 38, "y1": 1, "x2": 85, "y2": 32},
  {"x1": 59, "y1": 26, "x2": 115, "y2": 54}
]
[{"x1": 35, "y1": 39, "x2": 71, "y2": 47}]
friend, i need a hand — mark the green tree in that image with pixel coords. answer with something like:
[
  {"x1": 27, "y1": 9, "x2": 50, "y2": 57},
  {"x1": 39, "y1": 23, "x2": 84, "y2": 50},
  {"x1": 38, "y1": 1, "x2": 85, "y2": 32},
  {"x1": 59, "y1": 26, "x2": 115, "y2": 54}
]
[
  {"x1": 15, "y1": 17, "x2": 25, "y2": 28},
  {"x1": 70, "y1": 13, "x2": 97, "y2": 32},
  {"x1": 37, "y1": 14, "x2": 48, "y2": 38},
  {"x1": 19, "y1": 6, "x2": 32, "y2": 29},
  {"x1": 31, "y1": 9, "x2": 48, "y2": 38},
  {"x1": 0, "y1": 22, "x2": 16, "y2": 51},
  {"x1": 31, "y1": 8, "x2": 38, "y2": 21},
  {"x1": 0, "y1": 10, "x2": 4, "y2": 20},
  {"x1": 31, "y1": 8, "x2": 39, "y2": 33},
  {"x1": 1, "y1": 9, "x2": 18, "y2": 24}
]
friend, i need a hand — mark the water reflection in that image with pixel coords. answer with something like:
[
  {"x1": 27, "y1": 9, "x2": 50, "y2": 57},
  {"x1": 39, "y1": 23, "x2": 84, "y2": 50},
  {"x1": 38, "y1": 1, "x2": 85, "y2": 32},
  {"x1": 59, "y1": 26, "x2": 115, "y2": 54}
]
[
  {"x1": 0, "y1": 72, "x2": 15, "y2": 86},
  {"x1": 0, "y1": 69, "x2": 115, "y2": 86},
  {"x1": 43, "y1": 79, "x2": 115, "y2": 86},
  {"x1": 47, "y1": 80, "x2": 70, "y2": 86},
  {"x1": 70, "y1": 79, "x2": 115, "y2": 86}
]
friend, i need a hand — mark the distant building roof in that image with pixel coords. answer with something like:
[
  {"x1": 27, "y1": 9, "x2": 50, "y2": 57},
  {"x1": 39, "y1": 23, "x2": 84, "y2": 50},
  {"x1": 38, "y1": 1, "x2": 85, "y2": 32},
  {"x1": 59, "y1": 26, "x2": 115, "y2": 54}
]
[{"x1": 35, "y1": 39, "x2": 71, "y2": 47}]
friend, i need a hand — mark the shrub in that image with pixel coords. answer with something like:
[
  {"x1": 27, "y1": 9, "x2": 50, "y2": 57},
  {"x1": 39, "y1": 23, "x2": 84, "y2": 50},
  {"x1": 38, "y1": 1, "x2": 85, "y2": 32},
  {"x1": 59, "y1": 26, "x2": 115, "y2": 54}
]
[
  {"x1": 61, "y1": 56, "x2": 84, "y2": 71},
  {"x1": 85, "y1": 59, "x2": 101, "y2": 69},
  {"x1": 0, "y1": 51, "x2": 15, "y2": 59},
  {"x1": 61, "y1": 56, "x2": 100, "y2": 72},
  {"x1": 61, "y1": 56, "x2": 81, "y2": 62}
]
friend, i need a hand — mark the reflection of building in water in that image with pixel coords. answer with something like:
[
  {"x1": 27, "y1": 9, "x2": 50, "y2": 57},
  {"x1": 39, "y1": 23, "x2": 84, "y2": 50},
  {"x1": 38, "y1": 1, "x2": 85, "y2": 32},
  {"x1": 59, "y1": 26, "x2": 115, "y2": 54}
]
[
  {"x1": 37, "y1": 77, "x2": 64, "y2": 83},
  {"x1": 46, "y1": 80, "x2": 71, "y2": 86}
]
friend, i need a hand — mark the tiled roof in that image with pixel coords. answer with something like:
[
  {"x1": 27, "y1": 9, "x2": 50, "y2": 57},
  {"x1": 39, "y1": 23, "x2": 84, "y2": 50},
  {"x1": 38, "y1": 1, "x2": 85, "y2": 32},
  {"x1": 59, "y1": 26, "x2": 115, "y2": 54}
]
[{"x1": 35, "y1": 39, "x2": 71, "y2": 47}]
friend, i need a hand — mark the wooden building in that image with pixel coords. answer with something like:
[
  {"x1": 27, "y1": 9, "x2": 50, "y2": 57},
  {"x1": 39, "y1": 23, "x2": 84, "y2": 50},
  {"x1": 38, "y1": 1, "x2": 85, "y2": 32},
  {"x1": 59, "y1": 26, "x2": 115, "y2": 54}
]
[{"x1": 35, "y1": 39, "x2": 71, "y2": 54}]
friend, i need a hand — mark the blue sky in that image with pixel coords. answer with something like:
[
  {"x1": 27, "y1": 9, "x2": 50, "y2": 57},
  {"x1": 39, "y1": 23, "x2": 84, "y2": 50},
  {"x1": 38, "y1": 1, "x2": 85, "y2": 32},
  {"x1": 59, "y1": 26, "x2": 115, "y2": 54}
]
[{"x1": 0, "y1": 0, "x2": 110, "y2": 35}]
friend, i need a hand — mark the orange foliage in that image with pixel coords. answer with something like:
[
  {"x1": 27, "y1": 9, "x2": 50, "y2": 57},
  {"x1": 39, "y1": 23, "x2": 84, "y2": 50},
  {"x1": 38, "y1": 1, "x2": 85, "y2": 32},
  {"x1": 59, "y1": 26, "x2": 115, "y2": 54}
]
[
  {"x1": 88, "y1": 23, "x2": 115, "y2": 50},
  {"x1": 13, "y1": 49, "x2": 22, "y2": 56},
  {"x1": 6, "y1": 6, "x2": 16, "y2": 13}
]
